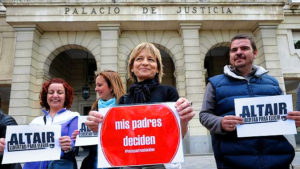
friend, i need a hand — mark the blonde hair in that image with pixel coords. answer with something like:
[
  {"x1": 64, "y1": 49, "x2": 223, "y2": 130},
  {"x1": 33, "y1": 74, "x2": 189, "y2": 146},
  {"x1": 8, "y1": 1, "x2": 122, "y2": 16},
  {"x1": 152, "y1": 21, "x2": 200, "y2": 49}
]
[
  {"x1": 91, "y1": 70, "x2": 125, "y2": 110},
  {"x1": 127, "y1": 42, "x2": 163, "y2": 83}
]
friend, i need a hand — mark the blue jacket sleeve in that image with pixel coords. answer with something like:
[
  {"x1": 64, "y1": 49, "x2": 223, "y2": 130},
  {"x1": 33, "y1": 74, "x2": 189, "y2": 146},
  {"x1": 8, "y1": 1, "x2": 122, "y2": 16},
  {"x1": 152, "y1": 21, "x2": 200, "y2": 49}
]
[
  {"x1": 68, "y1": 116, "x2": 78, "y2": 147},
  {"x1": 296, "y1": 83, "x2": 300, "y2": 111}
]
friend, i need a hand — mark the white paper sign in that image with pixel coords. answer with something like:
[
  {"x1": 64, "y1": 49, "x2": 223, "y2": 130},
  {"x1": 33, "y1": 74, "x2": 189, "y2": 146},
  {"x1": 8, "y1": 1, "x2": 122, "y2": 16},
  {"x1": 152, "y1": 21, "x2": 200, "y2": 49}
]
[
  {"x1": 234, "y1": 95, "x2": 297, "y2": 138},
  {"x1": 75, "y1": 116, "x2": 98, "y2": 146},
  {"x1": 2, "y1": 125, "x2": 61, "y2": 164}
]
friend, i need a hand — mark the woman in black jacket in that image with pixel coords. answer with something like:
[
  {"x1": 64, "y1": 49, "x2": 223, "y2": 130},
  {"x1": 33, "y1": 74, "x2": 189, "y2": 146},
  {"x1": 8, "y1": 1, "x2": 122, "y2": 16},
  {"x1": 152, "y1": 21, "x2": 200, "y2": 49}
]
[{"x1": 86, "y1": 42, "x2": 194, "y2": 169}]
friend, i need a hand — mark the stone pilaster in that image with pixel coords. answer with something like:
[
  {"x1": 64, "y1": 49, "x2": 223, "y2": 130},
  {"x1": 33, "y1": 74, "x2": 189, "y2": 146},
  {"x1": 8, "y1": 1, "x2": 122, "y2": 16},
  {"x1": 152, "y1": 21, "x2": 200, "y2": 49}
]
[
  {"x1": 253, "y1": 23, "x2": 286, "y2": 92},
  {"x1": 253, "y1": 23, "x2": 296, "y2": 147},
  {"x1": 180, "y1": 23, "x2": 211, "y2": 154},
  {"x1": 98, "y1": 24, "x2": 120, "y2": 72},
  {"x1": 9, "y1": 25, "x2": 42, "y2": 124}
]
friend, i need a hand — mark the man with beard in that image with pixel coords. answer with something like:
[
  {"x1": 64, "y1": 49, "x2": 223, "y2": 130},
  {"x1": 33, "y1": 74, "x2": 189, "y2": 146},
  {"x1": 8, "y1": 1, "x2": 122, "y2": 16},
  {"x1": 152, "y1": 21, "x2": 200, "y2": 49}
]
[{"x1": 199, "y1": 34, "x2": 300, "y2": 169}]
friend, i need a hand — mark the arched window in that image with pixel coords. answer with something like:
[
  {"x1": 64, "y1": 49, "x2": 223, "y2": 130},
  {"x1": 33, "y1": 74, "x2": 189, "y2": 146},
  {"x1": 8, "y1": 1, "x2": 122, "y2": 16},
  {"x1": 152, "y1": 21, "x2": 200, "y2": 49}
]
[
  {"x1": 49, "y1": 49, "x2": 97, "y2": 114},
  {"x1": 204, "y1": 45, "x2": 230, "y2": 84}
]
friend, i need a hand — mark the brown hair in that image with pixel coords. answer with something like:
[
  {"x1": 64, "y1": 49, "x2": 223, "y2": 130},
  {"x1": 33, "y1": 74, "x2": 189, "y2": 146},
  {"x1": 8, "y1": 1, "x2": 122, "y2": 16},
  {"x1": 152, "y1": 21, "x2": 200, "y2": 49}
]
[
  {"x1": 127, "y1": 42, "x2": 163, "y2": 83},
  {"x1": 231, "y1": 34, "x2": 257, "y2": 52},
  {"x1": 91, "y1": 70, "x2": 125, "y2": 110}
]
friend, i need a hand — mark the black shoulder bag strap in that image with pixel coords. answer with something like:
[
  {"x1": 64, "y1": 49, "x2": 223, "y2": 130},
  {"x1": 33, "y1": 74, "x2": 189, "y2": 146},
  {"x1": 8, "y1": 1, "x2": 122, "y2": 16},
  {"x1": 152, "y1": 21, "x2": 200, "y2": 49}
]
[{"x1": 43, "y1": 115, "x2": 47, "y2": 125}]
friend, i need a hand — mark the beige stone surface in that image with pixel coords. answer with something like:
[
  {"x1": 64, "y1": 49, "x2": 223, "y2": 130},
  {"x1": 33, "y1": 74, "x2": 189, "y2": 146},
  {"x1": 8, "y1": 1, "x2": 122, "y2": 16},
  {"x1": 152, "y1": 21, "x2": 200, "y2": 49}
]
[
  {"x1": 0, "y1": 17, "x2": 15, "y2": 82},
  {"x1": 1, "y1": 0, "x2": 300, "y2": 153}
]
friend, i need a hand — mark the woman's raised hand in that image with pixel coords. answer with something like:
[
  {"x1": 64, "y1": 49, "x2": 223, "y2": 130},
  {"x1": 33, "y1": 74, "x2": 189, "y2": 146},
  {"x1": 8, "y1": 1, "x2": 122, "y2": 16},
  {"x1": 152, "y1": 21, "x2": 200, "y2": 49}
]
[
  {"x1": 85, "y1": 111, "x2": 104, "y2": 132},
  {"x1": 59, "y1": 136, "x2": 72, "y2": 152},
  {"x1": 175, "y1": 98, "x2": 195, "y2": 137},
  {"x1": 175, "y1": 98, "x2": 195, "y2": 125}
]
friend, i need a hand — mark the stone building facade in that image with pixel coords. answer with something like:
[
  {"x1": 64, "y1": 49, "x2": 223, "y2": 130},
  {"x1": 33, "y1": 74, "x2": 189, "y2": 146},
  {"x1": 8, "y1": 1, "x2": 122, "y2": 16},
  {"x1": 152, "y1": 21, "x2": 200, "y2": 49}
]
[{"x1": 0, "y1": 0, "x2": 300, "y2": 154}]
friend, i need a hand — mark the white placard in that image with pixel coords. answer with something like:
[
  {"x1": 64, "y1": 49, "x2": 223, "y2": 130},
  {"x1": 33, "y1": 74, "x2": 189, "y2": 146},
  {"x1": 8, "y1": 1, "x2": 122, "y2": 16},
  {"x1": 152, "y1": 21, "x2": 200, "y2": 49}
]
[
  {"x1": 75, "y1": 116, "x2": 98, "y2": 146},
  {"x1": 2, "y1": 125, "x2": 61, "y2": 164},
  {"x1": 234, "y1": 95, "x2": 297, "y2": 138}
]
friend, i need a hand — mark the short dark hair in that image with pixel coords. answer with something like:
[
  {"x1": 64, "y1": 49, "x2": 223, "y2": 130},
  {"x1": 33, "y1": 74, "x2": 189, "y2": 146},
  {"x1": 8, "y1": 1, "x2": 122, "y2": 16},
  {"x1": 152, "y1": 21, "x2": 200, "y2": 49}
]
[{"x1": 231, "y1": 34, "x2": 257, "y2": 51}]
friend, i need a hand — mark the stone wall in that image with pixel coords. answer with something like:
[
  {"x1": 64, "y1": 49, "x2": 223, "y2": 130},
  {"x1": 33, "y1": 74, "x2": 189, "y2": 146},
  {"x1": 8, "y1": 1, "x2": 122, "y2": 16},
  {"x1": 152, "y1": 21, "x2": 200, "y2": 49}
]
[{"x1": 0, "y1": 15, "x2": 15, "y2": 84}]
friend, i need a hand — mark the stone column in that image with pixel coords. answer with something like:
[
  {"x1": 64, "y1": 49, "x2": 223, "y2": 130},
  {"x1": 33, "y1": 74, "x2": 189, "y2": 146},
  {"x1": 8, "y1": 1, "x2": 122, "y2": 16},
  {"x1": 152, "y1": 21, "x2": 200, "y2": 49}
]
[
  {"x1": 253, "y1": 23, "x2": 285, "y2": 91},
  {"x1": 98, "y1": 24, "x2": 120, "y2": 72},
  {"x1": 0, "y1": 19, "x2": 15, "y2": 114},
  {"x1": 9, "y1": 25, "x2": 42, "y2": 124},
  {"x1": 180, "y1": 23, "x2": 211, "y2": 154},
  {"x1": 253, "y1": 23, "x2": 296, "y2": 147}
]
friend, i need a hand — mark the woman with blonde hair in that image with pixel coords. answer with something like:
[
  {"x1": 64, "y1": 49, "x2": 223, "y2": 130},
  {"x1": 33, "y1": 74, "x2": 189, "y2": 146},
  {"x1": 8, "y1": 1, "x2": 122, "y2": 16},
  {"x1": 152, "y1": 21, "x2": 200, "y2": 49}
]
[{"x1": 87, "y1": 42, "x2": 195, "y2": 169}]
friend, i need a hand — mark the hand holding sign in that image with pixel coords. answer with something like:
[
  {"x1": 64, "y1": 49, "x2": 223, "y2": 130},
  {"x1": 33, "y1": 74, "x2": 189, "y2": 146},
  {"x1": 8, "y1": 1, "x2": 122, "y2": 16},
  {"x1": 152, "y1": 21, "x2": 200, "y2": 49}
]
[
  {"x1": 287, "y1": 111, "x2": 300, "y2": 126},
  {"x1": 86, "y1": 111, "x2": 104, "y2": 132},
  {"x1": 175, "y1": 98, "x2": 194, "y2": 123},
  {"x1": 72, "y1": 130, "x2": 79, "y2": 140},
  {"x1": 175, "y1": 98, "x2": 194, "y2": 136},
  {"x1": 221, "y1": 115, "x2": 243, "y2": 132},
  {"x1": 59, "y1": 136, "x2": 72, "y2": 152},
  {"x1": 0, "y1": 138, "x2": 5, "y2": 153}
]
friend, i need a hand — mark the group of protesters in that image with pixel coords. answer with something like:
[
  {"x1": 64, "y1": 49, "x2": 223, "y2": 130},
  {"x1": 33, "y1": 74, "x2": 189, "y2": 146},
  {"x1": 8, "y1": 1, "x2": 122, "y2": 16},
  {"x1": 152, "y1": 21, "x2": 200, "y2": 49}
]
[{"x1": 0, "y1": 34, "x2": 300, "y2": 169}]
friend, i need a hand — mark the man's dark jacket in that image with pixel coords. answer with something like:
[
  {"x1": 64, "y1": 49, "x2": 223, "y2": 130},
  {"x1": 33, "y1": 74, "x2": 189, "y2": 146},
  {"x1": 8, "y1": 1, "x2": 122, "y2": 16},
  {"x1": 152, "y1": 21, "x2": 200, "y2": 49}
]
[{"x1": 209, "y1": 67, "x2": 295, "y2": 169}]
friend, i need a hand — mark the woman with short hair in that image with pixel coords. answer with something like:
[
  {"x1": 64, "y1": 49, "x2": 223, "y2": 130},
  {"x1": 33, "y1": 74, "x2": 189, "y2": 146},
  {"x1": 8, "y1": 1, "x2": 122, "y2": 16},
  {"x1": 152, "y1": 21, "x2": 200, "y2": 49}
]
[{"x1": 23, "y1": 78, "x2": 79, "y2": 169}]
